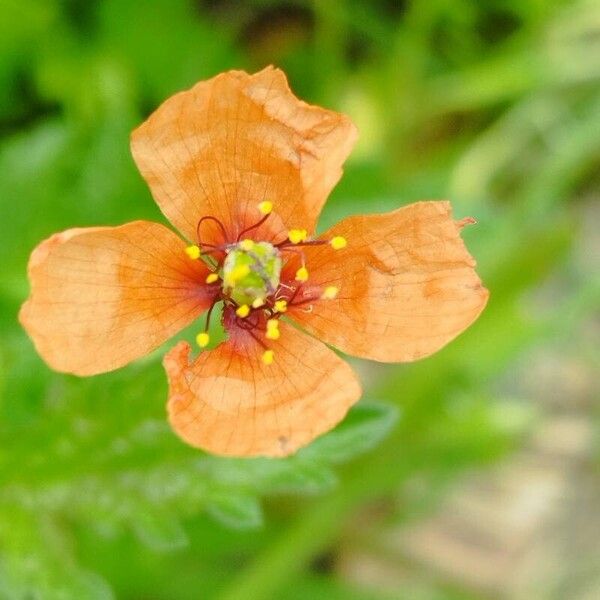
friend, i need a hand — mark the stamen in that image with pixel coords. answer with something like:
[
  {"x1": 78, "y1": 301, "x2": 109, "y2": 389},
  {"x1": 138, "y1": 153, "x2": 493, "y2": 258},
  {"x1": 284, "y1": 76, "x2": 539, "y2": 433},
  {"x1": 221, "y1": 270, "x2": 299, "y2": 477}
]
[
  {"x1": 236, "y1": 304, "x2": 251, "y2": 318},
  {"x1": 276, "y1": 239, "x2": 327, "y2": 249},
  {"x1": 321, "y1": 286, "x2": 339, "y2": 300},
  {"x1": 286, "y1": 286, "x2": 301, "y2": 305},
  {"x1": 185, "y1": 245, "x2": 201, "y2": 259},
  {"x1": 288, "y1": 229, "x2": 307, "y2": 244},
  {"x1": 197, "y1": 297, "x2": 219, "y2": 348},
  {"x1": 258, "y1": 200, "x2": 273, "y2": 215},
  {"x1": 265, "y1": 319, "x2": 280, "y2": 340},
  {"x1": 252, "y1": 297, "x2": 265, "y2": 309},
  {"x1": 205, "y1": 273, "x2": 219, "y2": 284},
  {"x1": 295, "y1": 266, "x2": 309, "y2": 282},
  {"x1": 236, "y1": 208, "x2": 272, "y2": 241},
  {"x1": 196, "y1": 332, "x2": 210, "y2": 348},
  {"x1": 196, "y1": 215, "x2": 228, "y2": 247},
  {"x1": 262, "y1": 349, "x2": 275, "y2": 365},
  {"x1": 330, "y1": 236, "x2": 347, "y2": 250},
  {"x1": 274, "y1": 299, "x2": 288, "y2": 313},
  {"x1": 239, "y1": 238, "x2": 255, "y2": 251}
]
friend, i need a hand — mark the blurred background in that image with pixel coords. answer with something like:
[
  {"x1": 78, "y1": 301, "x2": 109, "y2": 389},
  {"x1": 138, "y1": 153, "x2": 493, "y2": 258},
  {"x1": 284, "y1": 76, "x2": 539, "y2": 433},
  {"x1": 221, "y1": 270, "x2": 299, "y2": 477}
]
[{"x1": 1, "y1": 0, "x2": 599, "y2": 598}]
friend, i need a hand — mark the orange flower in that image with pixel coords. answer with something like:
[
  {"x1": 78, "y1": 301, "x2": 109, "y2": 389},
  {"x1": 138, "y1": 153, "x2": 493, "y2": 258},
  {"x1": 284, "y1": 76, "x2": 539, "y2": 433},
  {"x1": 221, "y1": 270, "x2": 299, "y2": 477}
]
[{"x1": 20, "y1": 68, "x2": 488, "y2": 457}]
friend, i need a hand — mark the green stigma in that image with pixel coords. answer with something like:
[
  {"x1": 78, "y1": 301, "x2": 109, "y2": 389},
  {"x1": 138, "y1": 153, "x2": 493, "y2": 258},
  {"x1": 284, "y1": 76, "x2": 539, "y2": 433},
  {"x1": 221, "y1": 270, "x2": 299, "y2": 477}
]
[{"x1": 222, "y1": 240, "x2": 281, "y2": 306}]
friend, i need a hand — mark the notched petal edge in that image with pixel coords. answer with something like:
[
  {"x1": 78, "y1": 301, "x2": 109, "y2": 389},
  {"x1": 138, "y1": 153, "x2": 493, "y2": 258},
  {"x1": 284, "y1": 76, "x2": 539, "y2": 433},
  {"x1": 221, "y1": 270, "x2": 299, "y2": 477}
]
[{"x1": 164, "y1": 321, "x2": 362, "y2": 458}]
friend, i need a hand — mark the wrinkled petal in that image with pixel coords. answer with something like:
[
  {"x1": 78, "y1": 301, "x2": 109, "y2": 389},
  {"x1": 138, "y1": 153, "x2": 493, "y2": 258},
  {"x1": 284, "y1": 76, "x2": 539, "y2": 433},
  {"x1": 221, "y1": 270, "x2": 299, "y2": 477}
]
[
  {"x1": 165, "y1": 321, "x2": 362, "y2": 457},
  {"x1": 288, "y1": 201, "x2": 489, "y2": 362},
  {"x1": 131, "y1": 66, "x2": 357, "y2": 243},
  {"x1": 20, "y1": 221, "x2": 214, "y2": 376}
]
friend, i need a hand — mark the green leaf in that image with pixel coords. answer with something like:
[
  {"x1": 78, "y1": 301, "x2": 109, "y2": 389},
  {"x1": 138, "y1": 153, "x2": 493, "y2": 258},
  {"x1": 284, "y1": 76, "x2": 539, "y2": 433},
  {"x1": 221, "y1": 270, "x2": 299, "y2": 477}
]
[
  {"x1": 130, "y1": 511, "x2": 189, "y2": 553},
  {"x1": 263, "y1": 460, "x2": 338, "y2": 495},
  {"x1": 199, "y1": 456, "x2": 337, "y2": 496},
  {"x1": 0, "y1": 509, "x2": 114, "y2": 600},
  {"x1": 206, "y1": 494, "x2": 264, "y2": 530},
  {"x1": 300, "y1": 401, "x2": 400, "y2": 464}
]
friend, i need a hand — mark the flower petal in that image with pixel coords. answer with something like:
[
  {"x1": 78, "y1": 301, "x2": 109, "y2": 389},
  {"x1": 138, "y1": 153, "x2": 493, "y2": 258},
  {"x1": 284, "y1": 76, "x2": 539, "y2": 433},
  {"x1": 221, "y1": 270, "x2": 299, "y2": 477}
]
[
  {"x1": 289, "y1": 201, "x2": 489, "y2": 362},
  {"x1": 20, "y1": 221, "x2": 214, "y2": 376},
  {"x1": 165, "y1": 321, "x2": 362, "y2": 457},
  {"x1": 130, "y1": 67, "x2": 357, "y2": 243}
]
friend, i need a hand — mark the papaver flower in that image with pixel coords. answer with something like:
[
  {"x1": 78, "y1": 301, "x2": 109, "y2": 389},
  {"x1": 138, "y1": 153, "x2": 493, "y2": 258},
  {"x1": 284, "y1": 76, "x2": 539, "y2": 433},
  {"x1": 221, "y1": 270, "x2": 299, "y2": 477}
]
[{"x1": 20, "y1": 67, "x2": 488, "y2": 457}]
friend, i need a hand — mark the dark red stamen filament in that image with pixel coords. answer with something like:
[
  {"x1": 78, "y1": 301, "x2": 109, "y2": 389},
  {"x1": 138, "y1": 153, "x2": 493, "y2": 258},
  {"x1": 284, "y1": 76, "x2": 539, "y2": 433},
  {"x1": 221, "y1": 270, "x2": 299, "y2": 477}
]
[
  {"x1": 203, "y1": 296, "x2": 219, "y2": 332},
  {"x1": 275, "y1": 239, "x2": 328, "y2": 249},
  {"x1": 236, "y1": 212, "x2": 271, "y2": 241},
  {"x1": 286, "y1": 296, "x2": 317, "y2": 309},
  {"x1": 196, "y1": 215, "x2": 228, "y2": 250}
]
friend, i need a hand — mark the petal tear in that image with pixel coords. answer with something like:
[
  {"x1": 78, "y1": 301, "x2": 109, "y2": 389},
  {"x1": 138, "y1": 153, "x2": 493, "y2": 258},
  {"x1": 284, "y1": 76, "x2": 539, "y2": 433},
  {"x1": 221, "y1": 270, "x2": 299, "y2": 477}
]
[{"x1": 287, "y1": 201, "x2": 489, "y2": 362}]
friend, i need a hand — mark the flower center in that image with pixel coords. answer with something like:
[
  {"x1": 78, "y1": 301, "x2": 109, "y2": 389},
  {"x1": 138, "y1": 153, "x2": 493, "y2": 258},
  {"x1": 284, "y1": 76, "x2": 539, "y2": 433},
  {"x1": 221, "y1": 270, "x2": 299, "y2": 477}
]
[
  {"x1": 222, "y1": 240, "x2": 281, "y2": 307},
  {"x1": 185, "y1": 201, "x2": 346, "y2": 365}
]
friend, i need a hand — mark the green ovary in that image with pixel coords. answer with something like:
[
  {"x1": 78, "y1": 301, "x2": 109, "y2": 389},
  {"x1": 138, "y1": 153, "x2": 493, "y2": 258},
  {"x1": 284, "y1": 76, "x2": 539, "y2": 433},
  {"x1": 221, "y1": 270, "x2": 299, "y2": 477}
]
[{"x1": 222, "y1": 241, "x2": 282, "y2": 306}]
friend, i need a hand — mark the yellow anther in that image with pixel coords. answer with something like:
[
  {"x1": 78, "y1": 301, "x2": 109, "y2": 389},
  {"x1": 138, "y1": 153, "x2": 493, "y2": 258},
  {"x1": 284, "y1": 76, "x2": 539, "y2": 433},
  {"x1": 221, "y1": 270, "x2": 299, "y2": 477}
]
[
  {"x1": 295, "y1": 266, "x2": 309, "y2": 282},
  {"x1": 321, "y1": 286, "x2": 339, "y2": 300},
  {"x1": 185, "y1": 245, "x2": 201, "y2": 259},
  {"x1": 205, "y1": 272, "x2": 219, "y2": 284},
  {"x1": 262, "y1": 349, "x2": 275, "y2": 365},
  {"x1": 196, "y1": 332, "x2": 210, "y2": 348},
  {"x1": 239, "y1": 238, "x2": 255, "y2": 251},
  {"x1": 330, "y1": 236, "x2": 347, "y2": 250},
  {"x1": 288, "y1": 229, "x2": 307, "y2": 244},
  {"x1": 274, "y1": 299, "x2": 288, "y2": 313},
  {"x1": 265, "y1": 319, "x2": 280, "y2": 340},
  {"x1": 252, "y1": 297, "x2": 265, "y2": 309},
  {"x1": 236, "y1": 304, "x2": 250, "y2": 318},
  {"x1": 258, "y1": 200, "x2": 273, "y2": 215}
]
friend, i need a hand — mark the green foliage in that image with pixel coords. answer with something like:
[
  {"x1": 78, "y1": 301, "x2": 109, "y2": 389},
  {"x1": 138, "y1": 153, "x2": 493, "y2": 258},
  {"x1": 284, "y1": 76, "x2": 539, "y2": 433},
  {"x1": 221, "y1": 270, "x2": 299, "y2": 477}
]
[
  {"x1": 0, "y1": 345, "x2": 398, "y2": 598},
  {"x1": 0, "y1": 0, "x2": 598, "y2": 598}
]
